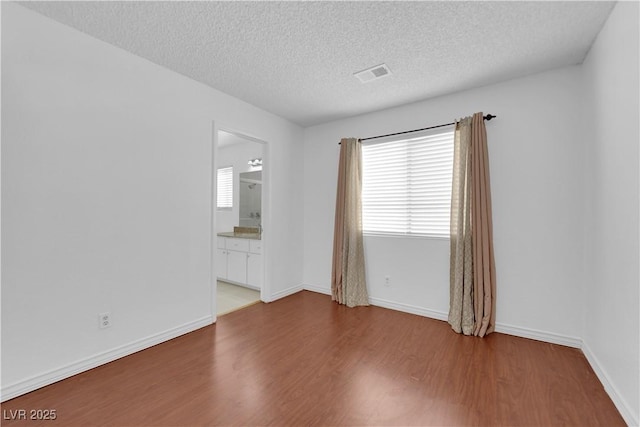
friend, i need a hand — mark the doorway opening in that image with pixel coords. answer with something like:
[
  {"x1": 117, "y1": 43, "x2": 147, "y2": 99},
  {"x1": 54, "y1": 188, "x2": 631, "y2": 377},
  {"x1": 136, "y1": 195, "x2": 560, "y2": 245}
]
[{"x1": 212, "y1": 126, "x2": 268, "y2": 318}]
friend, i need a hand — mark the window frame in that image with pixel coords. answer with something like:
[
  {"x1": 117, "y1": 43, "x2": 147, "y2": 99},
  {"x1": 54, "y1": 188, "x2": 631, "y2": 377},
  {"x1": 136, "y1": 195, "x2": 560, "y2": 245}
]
[
  {"x1": 216, "y1": 165, "x2": 233, "y2": 211},
  {"x1": 360, "y1": 126, "x2": 455, "y2": 240}
]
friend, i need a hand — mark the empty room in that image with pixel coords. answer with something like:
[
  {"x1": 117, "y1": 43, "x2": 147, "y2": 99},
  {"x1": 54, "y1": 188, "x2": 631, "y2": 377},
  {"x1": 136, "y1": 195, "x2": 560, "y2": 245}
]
[{"x1": 1, "y1": 1, "x2": 638, "y2": 426}]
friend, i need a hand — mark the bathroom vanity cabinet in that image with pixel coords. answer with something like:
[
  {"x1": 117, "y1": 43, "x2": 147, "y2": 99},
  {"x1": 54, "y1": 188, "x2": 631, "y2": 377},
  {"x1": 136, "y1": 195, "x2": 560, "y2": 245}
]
[{"x1": 216, "y1": 236, "x2": 262, "y2": 289}]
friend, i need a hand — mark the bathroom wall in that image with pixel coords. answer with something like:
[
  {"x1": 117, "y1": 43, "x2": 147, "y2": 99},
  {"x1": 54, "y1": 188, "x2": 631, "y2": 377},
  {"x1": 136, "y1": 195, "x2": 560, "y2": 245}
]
[{"x1": 216, "y1": 140, "x2": 263, "y2": 233}]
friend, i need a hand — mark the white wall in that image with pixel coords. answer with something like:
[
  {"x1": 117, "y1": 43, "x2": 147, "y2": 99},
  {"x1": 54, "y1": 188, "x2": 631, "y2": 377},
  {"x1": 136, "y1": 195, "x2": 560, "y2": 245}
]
[
  {"x1": 4, "y1": 1, "x2": 636, "y2": 419},
  {"x1": 304, "y1": 65, "x2": 588, "y2": 343},
  {"x1": 303, "y1": 6, "x2": 639, "y2": 421},
  {"x1": 582, "y1": 2, "x2": 639, "y2": 424},
  {"x1": 216, "y1": 141, "x2": 263, "y2": 233},
  {"x1": 1, "y1": 2, "x2": 304, "y2": 399}
]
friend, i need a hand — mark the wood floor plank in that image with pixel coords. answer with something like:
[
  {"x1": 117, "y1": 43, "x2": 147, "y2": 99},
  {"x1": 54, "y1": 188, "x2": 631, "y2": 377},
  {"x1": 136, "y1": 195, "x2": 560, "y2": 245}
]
[{"x1": 1, "y1": 291, "x2": 625, "y2": 426}]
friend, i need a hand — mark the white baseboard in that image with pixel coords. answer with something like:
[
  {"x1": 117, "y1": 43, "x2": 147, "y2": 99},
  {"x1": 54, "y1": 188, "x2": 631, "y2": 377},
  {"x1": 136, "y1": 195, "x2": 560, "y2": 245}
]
[
  {"x1": 270, "y1": 284, "x2": 304, "y2": 301},
  {"x1": 218, "y1": 278, "x2": 260, "y2": 291},
  {"x1": 305, "y1": 286, "x2": 582, "y2": 348},
  {"x1": 303, "y1": 283, "x2": 331, "y2": 295},
  {"x1": 368, "y1": 296, "x2": 449, "y2": 321},
  {"x1": 370, "y1": 297, "x2": 582, "y2": 348},
  {"x1": 303, "y1": 287, "x2": 449, "y2": 322},
  {"x1": 1, "y1": 315, "x2": 213, "y2": 402},
  {"x1": 582, "y1": 342, "x2": 638, "y2": 427},
  {"x1": 494, "y1": 323, "x2": 582, "y2": 348}
]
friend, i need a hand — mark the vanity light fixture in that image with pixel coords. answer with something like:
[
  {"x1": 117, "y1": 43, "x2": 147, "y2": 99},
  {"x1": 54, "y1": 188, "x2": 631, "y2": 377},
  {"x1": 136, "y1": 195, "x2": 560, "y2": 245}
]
[{"x1": 248, "y1": 158, "x2": 262, "y2": 167}]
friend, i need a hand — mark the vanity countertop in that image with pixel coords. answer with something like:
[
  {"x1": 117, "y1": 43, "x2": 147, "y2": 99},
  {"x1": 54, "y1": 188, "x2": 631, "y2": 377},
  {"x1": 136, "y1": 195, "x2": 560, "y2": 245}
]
[{"x1": 217, "y1": 232, "x2": 261, "y2": 240}]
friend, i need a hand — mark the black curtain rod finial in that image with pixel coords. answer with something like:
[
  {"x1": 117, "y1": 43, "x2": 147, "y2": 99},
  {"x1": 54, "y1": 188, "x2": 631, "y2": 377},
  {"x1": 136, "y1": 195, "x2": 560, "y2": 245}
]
[{"x1": 485, "y1": 114, "x2": 496, "y2": 121}]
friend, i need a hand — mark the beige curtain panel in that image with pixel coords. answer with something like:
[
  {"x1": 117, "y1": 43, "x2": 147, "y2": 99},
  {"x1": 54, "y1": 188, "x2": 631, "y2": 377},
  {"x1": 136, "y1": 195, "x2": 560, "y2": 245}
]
[
  {"x1": 448, "y1": 112, "x2": 496, "y2": 337},
  {"x1": 331, "y1": 138, "x2": 369, "y2": 307},
  {"x1": 449, "y1": 117, "x2": 474, "y2": 335}
]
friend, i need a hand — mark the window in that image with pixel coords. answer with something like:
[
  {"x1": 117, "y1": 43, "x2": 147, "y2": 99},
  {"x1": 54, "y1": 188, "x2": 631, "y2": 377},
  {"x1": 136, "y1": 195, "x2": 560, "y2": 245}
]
[
  {"x1": 361, "y1": 127, "x2": 454, "y2": 238},
  {"x1": 217, "y1": 166, "x2": 233, "y2": 210}
]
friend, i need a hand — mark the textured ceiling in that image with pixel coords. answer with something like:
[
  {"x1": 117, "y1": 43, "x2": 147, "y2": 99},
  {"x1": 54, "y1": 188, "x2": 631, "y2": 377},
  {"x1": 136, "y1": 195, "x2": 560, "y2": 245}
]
[{"x1": 18, "y1": 1, "x2": 614, "y2": 127}]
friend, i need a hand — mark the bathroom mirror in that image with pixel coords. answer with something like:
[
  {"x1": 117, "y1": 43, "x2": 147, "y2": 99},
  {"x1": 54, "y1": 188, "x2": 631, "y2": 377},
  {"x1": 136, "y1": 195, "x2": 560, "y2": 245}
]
[{"x1": 239, "y1": 171, "x2": 262, "y2": 227}]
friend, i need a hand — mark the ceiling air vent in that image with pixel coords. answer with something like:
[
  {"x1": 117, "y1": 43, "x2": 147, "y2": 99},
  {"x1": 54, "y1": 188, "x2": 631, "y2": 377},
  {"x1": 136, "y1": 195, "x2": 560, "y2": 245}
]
[{"x1": 354, "y1": 63, "x2": 392, "y2": 83}]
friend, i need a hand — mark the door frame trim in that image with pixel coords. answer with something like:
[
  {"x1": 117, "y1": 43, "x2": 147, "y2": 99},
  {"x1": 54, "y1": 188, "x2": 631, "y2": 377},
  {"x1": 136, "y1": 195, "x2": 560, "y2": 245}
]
[{"x1": 211, "y1": 122, "x2": 271, "y2": 321}]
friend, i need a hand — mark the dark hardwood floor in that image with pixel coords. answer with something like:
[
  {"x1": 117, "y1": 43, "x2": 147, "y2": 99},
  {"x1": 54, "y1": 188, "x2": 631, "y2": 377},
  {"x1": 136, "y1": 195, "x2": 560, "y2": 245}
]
[{"x1": 1, "y1": 291, "x2": 625, "y2": 426}]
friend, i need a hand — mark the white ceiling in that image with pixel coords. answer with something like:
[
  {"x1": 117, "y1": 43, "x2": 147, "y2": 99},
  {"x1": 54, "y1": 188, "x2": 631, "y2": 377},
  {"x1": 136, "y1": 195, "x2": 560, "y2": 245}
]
[{"x1": 19, "y1": 1, "x2": 615, "y2": 127}]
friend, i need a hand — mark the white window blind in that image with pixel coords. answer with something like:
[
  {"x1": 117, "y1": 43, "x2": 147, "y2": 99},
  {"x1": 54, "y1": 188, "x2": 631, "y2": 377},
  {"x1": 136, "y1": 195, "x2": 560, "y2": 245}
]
[
  {"x1": 361, "y1": 127, "x2": 454, "y2": 238},
  {"x1": 217, "y1": 166, "x2": 233, "y2": 210}
]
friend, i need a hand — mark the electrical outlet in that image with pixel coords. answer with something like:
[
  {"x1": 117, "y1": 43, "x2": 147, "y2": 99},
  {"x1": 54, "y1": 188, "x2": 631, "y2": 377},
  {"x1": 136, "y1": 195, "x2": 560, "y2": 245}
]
[
  {"x1": 384, "y1": 276, "x2": 391, "y2": 287},
  {"x1": 99, "y1": 312, "x2": 111, "y2": 329}
]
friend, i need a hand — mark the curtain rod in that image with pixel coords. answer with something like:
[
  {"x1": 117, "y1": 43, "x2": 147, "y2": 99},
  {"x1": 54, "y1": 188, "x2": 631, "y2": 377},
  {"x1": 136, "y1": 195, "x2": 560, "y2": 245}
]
[{"x1": 338, "y1": 114, "x2": 496, "y2": 144}]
